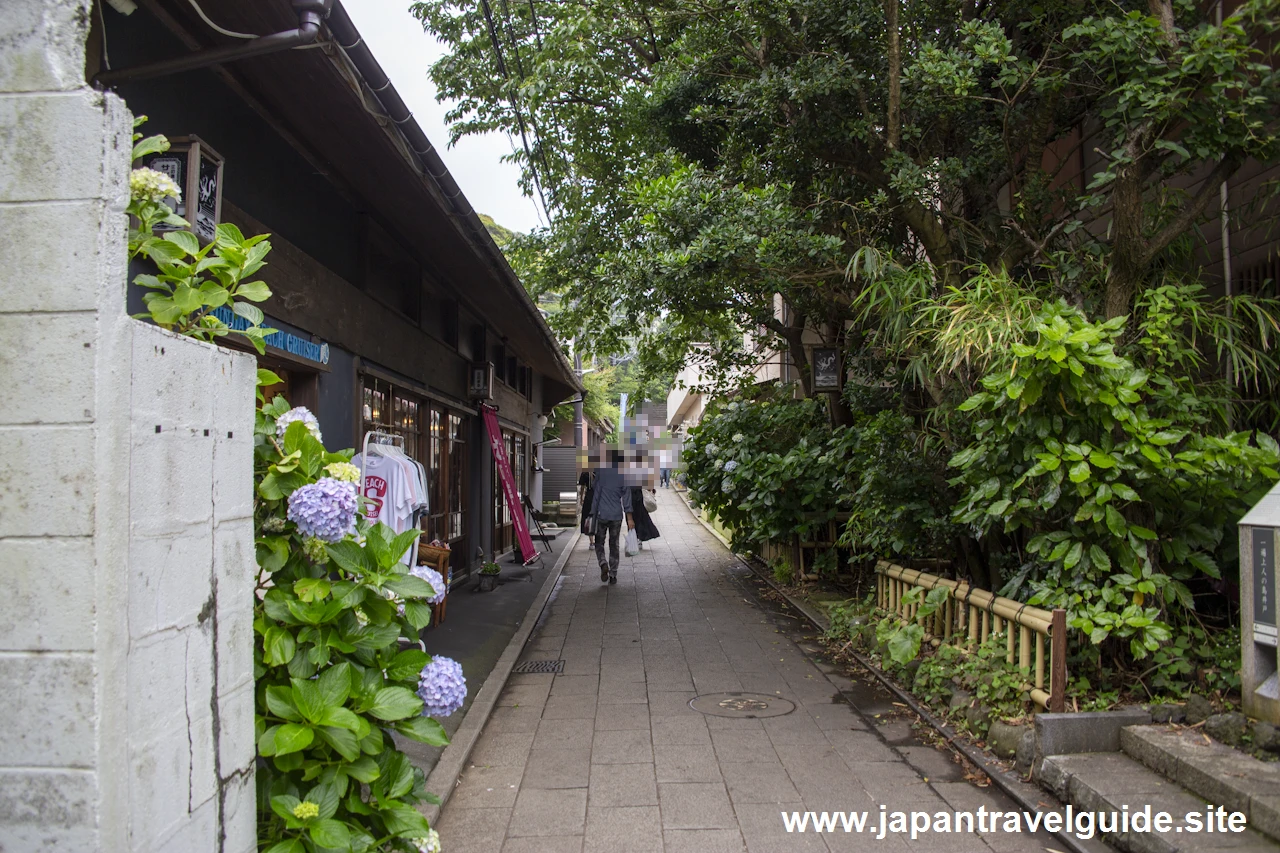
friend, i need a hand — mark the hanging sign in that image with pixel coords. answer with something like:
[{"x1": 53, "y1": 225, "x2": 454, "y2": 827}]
[
  {"x1": 812, "y1": 347, "x2": 841, "y2": 391},
  {"x1": 482, "y1": 404, "x2": 538, "y2": 564}
]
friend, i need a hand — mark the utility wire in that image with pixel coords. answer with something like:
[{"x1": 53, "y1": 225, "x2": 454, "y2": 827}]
[
  {"x1": 478, "y1": 0, "x2": 551, "y2": 220},
  {"x1": 497, "y1": 0, "x2": 558, "y2": 205}
]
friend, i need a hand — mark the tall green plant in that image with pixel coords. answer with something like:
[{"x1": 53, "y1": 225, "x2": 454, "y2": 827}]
[{"x1": 254, "y1": 387, "x2": 449, "y2": 853}]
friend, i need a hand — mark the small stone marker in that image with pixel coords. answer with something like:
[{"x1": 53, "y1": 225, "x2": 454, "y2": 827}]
[{"x1": 1240, "y1": 481, "x2": 1280, "y2": 722}]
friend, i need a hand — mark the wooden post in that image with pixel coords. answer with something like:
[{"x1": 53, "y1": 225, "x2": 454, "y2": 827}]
[{"x1": 1049, "y1": 608, "x2": 1067, "y2": 713}]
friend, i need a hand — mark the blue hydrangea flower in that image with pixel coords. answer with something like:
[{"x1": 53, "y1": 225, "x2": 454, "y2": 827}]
[
  {"x1": 723, "y1": 460, "x2": 739, "y2": 473},
  {"x1": 276, "y1": 406, "x2": 322, "y2": 441},
  {"x1": 410, "y1": 565, "x2": 448, "y2": 605},
  {"x1": 417, "y1": 656, "x2": 467, "y2": 717},
  {"x1": 287, "y1": 477, "x2": 357, "y2": 542}
]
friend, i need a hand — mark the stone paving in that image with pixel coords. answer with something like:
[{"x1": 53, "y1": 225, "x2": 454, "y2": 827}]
[{"x1": 435, "y1": 490, "x2": 1061, "y2": 852}]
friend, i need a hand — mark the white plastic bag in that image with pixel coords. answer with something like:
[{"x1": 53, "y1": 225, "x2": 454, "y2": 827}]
[
  {"x1": 643, "y1": 490, "x2": 658, "y2": 513},
  {"x1": 625, "y1": 528, "x2": 640, "y2": 556}
]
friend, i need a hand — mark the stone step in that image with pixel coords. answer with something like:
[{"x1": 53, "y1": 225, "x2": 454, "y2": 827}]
[
  {"x1": 1039, "y1": 750, "x2": 1279, "y2": 853},
  {"x1": 1122, "y1": 725, "x2": 1280, "y2": 844}
]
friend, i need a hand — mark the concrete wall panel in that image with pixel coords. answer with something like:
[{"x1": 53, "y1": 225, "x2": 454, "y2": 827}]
[{"x1": 0, "y1": 537, "x2": 95, "y2": 651}]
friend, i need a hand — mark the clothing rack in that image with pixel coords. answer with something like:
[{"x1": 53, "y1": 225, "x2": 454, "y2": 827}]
[{"x1": 358, "y1": 430, "x2": 424, "y2": 563}]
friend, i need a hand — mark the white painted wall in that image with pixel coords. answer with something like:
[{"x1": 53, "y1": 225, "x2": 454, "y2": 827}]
[{"x1": 0, "y1": 2, "x2": 256, "y2": 850}]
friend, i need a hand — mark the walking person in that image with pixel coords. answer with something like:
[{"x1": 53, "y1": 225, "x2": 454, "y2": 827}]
[
  {"x1": 628, "y1": 485, "x2": 660, "y2": 550},
  {"x1": 591, "y1": 450, "x2": 632, "y2": 584}
]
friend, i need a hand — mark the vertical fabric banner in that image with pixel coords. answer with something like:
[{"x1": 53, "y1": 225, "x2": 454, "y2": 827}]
[{"x1": 482, "y1": 405, "x2": 538, "y2": 564}]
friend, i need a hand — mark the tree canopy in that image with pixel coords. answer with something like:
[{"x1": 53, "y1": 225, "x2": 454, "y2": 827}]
[{"x1": 413, "y1": 0, "x2": 1280, "y2": 401}]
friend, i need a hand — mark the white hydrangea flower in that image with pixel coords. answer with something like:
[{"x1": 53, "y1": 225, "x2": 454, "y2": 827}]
[
  {"x1": 129, "y1": 167, "x2": 181, "y2": 204},
  {"x1": 276, "y1": 406, "x2": 322, "y2": 441},
  {"x1": 713, "y1": 459, "x2": 724, "y2": 470},
  {"x1": 732, "y1": 433, "x2": 745, "y2": 443},
  {"x1": 413, "y1": 829, "x2": 442, "y2": 853}
]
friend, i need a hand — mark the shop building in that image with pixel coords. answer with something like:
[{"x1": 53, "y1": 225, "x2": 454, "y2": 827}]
[{"x1": 93, "y1": 0, "x2": 579, "y2": 579}]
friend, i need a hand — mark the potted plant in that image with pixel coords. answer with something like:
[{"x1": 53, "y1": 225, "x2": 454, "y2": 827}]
[{"x1": 478, "y1": 561, "x2": 501, "y2": 592}]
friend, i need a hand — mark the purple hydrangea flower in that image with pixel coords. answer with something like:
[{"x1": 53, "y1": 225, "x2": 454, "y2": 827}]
[
  {"x1": 410, "y1": 565, "x2": 448, "y2": 605},
  {"x1": 416, "y1": 656, "x2": 467, "y2": 717},
  {"x1": 287, "y1": 477, "x2": 357, "y2": 542}
]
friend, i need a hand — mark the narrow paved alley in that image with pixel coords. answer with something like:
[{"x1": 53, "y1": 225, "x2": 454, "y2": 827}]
[{"x1": 435, "y1": 491, "x2": 1059, "y2": 852}]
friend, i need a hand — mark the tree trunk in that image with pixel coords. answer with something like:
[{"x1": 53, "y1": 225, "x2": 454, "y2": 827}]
[
  {"x1": 1105, "y1": 159, "x2": 1146, "y2": 320},
  {"x1": 884, "y1": 0, "x2": 901, "y2": 150}
]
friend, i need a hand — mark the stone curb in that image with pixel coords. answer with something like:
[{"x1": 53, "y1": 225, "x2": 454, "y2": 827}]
[
  {"x1": 420, "y1": 530, "x2": 581, "y2": 826},
  {"x1": 671, "y1": 494, "x2": 1108, "y2": 853},
  {"x1": 1122, "y1": 725, "x2": 1280, "y2": 843}
]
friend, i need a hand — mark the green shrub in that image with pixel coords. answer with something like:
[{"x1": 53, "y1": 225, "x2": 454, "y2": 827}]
[{"x1": 951, "y1": 302, "x2": 1279, "y2": 661}]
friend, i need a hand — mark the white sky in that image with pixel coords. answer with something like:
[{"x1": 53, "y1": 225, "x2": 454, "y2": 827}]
[{"x1": 343, "y1": 0, "x2": 546, "y2": 234}]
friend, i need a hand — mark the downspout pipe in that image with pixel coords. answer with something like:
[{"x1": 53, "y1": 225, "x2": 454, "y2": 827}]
[{"x1": 94, "y1": 0, "x2": 332, "y2": 87}]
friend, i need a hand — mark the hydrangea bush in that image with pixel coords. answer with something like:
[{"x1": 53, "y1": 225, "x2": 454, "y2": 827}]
[
  {"x1": 255, "y1": 387, "x2": 462, "y2": 852},
  {"x1": 126, "y1": 118, "x2": 275, "y2": 353}
]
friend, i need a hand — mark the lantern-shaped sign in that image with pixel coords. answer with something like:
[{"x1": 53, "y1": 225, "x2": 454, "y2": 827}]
[{"x1": 137, "y1": 135, "x2": 224, "y2": 243}]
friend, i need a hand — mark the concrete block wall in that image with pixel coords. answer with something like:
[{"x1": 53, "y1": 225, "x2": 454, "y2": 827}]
[{"x1": 0, "y1": 2, "x2": 257, "y2": 850}]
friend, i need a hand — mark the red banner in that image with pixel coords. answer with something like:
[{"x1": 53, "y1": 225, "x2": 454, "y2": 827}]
[{"x1": 481, "y1": 405, "x2": 538, "y2": 564}]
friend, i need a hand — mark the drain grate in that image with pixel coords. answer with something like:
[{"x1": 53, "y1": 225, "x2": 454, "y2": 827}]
[
  {"x1": 689, "y1": 691, "x2": 796, "y2": 719},
  {"x1": 512, "y1": 659, "x2": 565, "y2": 674}
]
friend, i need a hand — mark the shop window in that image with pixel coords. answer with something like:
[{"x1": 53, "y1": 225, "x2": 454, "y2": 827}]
[{"x1": 362, "y1": 375, "x2": 472, "y2": 576}]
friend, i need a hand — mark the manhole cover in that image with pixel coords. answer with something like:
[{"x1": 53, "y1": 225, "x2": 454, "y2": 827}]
[
  {"x1": 512, "y1": 659, "x2": 564, "y2": 674},
  {"x1": 689, "y1": 692, "x2": 796, "y2": 718}
]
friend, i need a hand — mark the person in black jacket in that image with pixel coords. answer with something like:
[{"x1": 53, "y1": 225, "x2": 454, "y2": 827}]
[{"x1": 627, "y1": 485, "x2": 660, "y2": 547}]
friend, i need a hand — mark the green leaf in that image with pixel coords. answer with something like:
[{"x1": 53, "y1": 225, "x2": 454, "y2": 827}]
[
  {"x1": 318, "y1": 705, "x2": 365, "y2": 733},
  {"x1": 345, "y1": 756, "x2": 381, "y2": 783},
  {"x1": 385, "y1": 649, "x2": 430, "y2": 681},
  {"x1": 294, "y1": 577, "x2": 331, "y2": 603},
  {"x1": 263, "y1": 839, "x2": 306, "y2": 853},
  {"x1": 269, "y1": 794, "x2": 303, "y2": 823},
  {"x1": 381, "y1": 804, "x2": 430, "y2": 836},
  {"x1": 1105, "y1": 505, "x2": 1128, "y2": 538},
  {"x1": 1068, "y1": 461, "x2": 1091, "y2": 483},
  {"x1": 266, "y1": 686, "x2": 302, "y2": 722},
  {"x1": 264, "y1": 627, "x2": 297, "y2": 666},
  {"x1": 368, "y1": 687, "x2": 423, "y2": 721},
  {"x1": 258, "y1": 368, "x2": 284, "y2": 387},
  {"x1": 316, "y1": 661, "x2": 352, "y2": 708},
  {"x1": 395, "y1": 714, "x2": 450, "y2": 746},
  {"x1": 232, "y1": 300, "x2": 265, "y2": 326},
  {"x1": 1088, "y1": 545, "x2": 1111, "y2": 571},
  {"x1": 404, "y1": 600, "x2": 433, "y2": 631},
  {"x1": 132, "y1": 134, "x2": 170, "y2": 160},
  {"x1": 272, "y1": 723, "x2": 315, "y2": 756},
  {"x1": 386, "y1": 576, "x2": 438, "y2": 599},
  {"x1": 886, "y1": 624, "x2": 925, "y2": 665},
  {"x1": 309, "y1": 820, "x2": 351, "y2": 850},
  {"x1": 1063, "y1": 541, "x2": 1083, "y2": 569},
  {"x1": 1088, "y1": 449, "x2": 1116, "y2": 469},
  {"x1": 317, "y1": 725, "x2": 361, "y2": 761},
  {"x1": 292, "y1": 677, "x2": 326, "y2": 723},
  {"x1": 162, "y1": 229, "x2": 200, "y2": 256},
  {"x1": 236, "y1": 280, "x2": 272, "y2": 302}
]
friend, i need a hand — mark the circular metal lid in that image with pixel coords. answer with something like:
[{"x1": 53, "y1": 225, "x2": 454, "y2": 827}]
[{"x1": 688, "y1": 691, "x2": 797, "y2": 719}]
